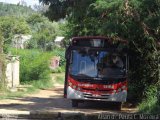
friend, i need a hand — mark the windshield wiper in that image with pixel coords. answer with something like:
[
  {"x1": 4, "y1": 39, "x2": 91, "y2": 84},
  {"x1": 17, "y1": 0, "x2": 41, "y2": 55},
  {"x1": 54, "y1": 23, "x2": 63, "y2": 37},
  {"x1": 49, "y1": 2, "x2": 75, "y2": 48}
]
[
  {"x1": 70, "y1": 74, "x2": 92, "y2": 79},
  {"x1": 76, "y1": 74, "x2": 92, "y2": 78},
  {"x1": 93, "y1": 78, "x2": 103, "y2": 80}
]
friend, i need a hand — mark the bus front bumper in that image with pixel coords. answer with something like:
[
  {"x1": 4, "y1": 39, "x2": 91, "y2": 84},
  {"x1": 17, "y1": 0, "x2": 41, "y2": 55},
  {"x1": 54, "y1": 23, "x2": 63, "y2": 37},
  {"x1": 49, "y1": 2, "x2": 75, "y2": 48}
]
[{"x1": 67, "y1": 86, "x2": 127, "y2": 102}]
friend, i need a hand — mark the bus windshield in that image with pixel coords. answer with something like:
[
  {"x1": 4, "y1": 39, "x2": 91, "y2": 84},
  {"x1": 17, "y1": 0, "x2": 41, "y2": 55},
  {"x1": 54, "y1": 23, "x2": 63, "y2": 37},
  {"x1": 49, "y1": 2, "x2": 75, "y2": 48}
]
[{"x1": 69, "y1": 49, "x2": 126, "y2": 79}]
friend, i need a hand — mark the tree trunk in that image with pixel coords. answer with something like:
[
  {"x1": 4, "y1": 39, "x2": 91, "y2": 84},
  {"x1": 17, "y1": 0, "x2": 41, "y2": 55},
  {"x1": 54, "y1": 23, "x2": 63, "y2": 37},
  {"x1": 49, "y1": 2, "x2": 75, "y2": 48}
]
[{"x1": 0, "y1": 31, "x2": 5, "y2": 89}]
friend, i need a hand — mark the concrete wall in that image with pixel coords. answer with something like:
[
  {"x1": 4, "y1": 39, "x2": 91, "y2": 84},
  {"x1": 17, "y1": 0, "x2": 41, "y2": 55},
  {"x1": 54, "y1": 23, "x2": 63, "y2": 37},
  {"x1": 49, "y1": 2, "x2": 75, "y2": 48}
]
[
  {"x1": 6, "y1": 56, "x2": 20, "y2": 88},
  {"x1": 50, "y1": 56, "x2": 60, "y2": 70}
]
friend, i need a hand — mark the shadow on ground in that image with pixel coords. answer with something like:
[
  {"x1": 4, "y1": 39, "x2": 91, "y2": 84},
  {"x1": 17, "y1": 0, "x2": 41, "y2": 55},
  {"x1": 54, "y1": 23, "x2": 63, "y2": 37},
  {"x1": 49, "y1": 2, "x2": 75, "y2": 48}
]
[{"x1": 0, "y1": 88, "x2": 137, "y2": 113}]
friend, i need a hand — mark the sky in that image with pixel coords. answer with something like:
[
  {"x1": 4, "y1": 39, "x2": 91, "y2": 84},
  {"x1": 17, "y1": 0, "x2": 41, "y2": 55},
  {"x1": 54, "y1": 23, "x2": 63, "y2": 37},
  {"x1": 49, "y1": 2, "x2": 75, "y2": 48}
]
[{"x1": 0, "y1": 0, "x2": 40, "y2": 7}]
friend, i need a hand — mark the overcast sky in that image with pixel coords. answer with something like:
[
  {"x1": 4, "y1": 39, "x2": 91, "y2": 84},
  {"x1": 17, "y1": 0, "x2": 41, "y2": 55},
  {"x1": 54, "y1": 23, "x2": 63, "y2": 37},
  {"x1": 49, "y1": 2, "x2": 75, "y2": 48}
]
[{"x1": 0, "y1": 0, "x2": 40, "y2": 7}]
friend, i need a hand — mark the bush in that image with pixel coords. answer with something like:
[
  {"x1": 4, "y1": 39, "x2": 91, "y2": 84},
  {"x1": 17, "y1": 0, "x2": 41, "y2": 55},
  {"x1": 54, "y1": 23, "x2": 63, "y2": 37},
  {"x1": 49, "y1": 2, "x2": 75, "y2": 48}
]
[
  {"x1": 52, "y1": 48, "x2": 65, "y2": 67},
  {"x1": 139, "y1": 97, "x2": 160, "y2": 114},
  {"x1": 11, "y1": 49, "x2": 52, "y2": 83},
  {"x1": 0, "y1": 54, "x2": 6, "y2": 91},
  {"x1": 139, "y1": 85, "x2": 160, "y2": 114},
  {"x1": 51, "y1": 66, "x2": 65, "y2": 73}
]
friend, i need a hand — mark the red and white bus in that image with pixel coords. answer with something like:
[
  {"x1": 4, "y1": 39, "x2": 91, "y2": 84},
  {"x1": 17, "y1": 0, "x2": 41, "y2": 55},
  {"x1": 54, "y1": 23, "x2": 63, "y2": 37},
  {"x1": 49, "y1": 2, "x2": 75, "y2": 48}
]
[{"x1": 64, "y1": 36, "x2": 128, "y2": 109}]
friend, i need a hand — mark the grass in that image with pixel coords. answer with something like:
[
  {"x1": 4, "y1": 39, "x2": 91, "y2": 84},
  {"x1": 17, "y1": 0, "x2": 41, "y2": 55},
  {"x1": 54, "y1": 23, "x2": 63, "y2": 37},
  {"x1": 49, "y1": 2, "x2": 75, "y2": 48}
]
[
  {"x1": 0, "y1": 73, "x2": 65, "y2": 100},
  {"x1": 0, "y1": 77, "x2": 53, "y2": 100},
  {"x1": 138, "y1": 86, "x2": 160, "y2": 114},
  {"x1": 0, "y1": 48, "x2": 65, "y2": 100},
  {"x1": 55, "y1": 75, "x2": 64, "y2": 84},
  {"x1": 138, "y1": 97, "x2": 160, "y2": 114},
  {"x1": 0, "y1": 87, "x2": 35, "y2": 100}
]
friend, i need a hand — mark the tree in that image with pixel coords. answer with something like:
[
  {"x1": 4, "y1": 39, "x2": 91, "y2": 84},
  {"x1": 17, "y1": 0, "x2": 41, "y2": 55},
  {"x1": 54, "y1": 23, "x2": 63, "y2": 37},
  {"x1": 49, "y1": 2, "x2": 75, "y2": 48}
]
[
  {"x1": 26, "y1": 14, "x2": 60, "y2": 51},
  {"x1": 0, "y1": 30, "x2": 3, "y2": 53},
  {"x1": 0, "y1": 29, "x2": 6, "y2": 90},
  {"x1": 40, "y1": 0, "x2": 160, "y2": 102},
  {"x1": 0, "y1": 2, "x2": 36, "y2": 17},
  {"x1": 0, "y1": 16, "x2": 30, "y2": 53},
  {"x1": 39, "y1": 0, "x2": 71, "y2": 21},
  {"x1": 33, "y1": 4, "x2": 49, "y2": 13}
]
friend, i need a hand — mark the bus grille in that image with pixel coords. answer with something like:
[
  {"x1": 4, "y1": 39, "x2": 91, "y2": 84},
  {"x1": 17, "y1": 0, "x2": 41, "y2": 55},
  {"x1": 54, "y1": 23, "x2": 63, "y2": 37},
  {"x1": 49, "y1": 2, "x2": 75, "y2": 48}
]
[
  {"x1": 83, "y1": 93, "x2": 110, "y2": 100},
  {"x1": 82, "y1": 88, "x2": 113, "y2": 92}
]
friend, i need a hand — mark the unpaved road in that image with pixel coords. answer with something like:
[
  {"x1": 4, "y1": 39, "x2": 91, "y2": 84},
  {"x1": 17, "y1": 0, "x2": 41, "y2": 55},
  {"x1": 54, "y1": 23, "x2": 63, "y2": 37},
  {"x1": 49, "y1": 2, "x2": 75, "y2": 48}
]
[{"x1": 0, "y1": 74, "x2": 137, "y2": 114}]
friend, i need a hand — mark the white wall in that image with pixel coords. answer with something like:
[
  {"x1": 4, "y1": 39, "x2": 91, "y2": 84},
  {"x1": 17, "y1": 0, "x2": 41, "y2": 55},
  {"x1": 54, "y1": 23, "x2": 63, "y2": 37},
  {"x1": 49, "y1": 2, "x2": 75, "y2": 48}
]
[{"x1": 6, "y1": 57, "x2": 19, "y2": 88}]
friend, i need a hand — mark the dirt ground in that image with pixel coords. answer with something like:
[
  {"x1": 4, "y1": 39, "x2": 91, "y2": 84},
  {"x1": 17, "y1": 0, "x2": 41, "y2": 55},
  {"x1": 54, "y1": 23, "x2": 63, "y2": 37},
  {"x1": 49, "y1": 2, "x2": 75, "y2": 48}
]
[{"x1": 0, "y1": 73, "x2": 138, "y2": 114}]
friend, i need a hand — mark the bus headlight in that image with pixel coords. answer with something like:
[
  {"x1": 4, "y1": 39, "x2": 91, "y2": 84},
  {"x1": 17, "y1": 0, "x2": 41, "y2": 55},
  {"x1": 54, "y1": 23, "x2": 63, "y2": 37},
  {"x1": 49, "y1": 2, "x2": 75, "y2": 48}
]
[
  {"x1": 113, "y1": 90, "x2": 116, "y2": 93},
  {"x1": 69, "y1": 82, "x2": 72, "y2": 86},
  {"x1": 122, "y1": 86, "x2": 126, "y2": 90},
  {"x1": 73, "y1": 85, "x2": 76, "y2": 89},
  {"x1": 118, "y1": 88, "x2": 122, "y2": 92},
  {"x1": 77, "y1": 87, "x2": 81, "y2": 91}
]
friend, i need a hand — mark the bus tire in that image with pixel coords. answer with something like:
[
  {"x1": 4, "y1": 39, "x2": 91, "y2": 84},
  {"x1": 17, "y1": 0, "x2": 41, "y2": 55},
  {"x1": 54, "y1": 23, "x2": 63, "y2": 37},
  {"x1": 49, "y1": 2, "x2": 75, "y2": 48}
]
[
  {"x1": 72, "y1": 100, "x2": 78, "y2": 107},
  {"x1": 116, "y1": 102, "x2": 122, "y2": 110}
]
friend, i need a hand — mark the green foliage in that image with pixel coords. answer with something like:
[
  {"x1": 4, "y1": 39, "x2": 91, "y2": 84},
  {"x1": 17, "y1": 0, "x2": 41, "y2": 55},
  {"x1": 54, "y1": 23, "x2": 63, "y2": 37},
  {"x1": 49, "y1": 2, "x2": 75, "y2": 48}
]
[
  {"x1": 55, "y1": 75, "x2": 64, "y2": 84},
  {"x1": 0, "y1": 30, "x2": 6, "y2": 91},
  {"x1": 0, "y1": 3, "x2": 36, "y2": 17},
  {"x1": 39, "y1": 0, "x2": 70, "y2": 21},
  {"x1": 41, "y1": 0, "x2": 160, "y2": 112},
  {"x1": 51, "y1": 67, "x2": 63, "y2": 73},
  {"x1": 50, "y1": 48, "x2": 65, "y2": 73},
  {"x1": 26, "y1": 14, "x2": 48, "y2": 27},
  {"x1": 52, "y1": 48, "x2": 65, "y2": 66},
  {"x1": 0, "y1": 30, "x2": 4, "y2": 52},
  {"x1": 139, "y1": 85, "x2": 160, "y2": 114},
  {"x1": 0, "y1": 3, "x2": 63, "y2": 52},
  {"x1": 31, "y1": 77, "x2": 53, "y2": 89},
  {"x1": 26, "y1": 14, "x2": 60, "y2": 51},
  {"x1": 0, "y1": 54, "x2": 6, "y2": 91},
  {"x1": 139, "y1": 97, "x2": 160, "y2": 114},
  {"x1": 11, "y1": 49, "x2": 52, "y2": 83},
  {"x1": 0, "y1": 16, "x2": 30, "y2": 53}
]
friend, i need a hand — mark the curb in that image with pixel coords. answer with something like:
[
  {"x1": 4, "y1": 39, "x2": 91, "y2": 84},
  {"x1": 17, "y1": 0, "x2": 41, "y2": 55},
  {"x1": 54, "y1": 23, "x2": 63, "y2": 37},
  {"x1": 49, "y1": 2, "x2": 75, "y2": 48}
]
[{"x1": 0, "y1": 112, "x2": 100, "y2": 120}]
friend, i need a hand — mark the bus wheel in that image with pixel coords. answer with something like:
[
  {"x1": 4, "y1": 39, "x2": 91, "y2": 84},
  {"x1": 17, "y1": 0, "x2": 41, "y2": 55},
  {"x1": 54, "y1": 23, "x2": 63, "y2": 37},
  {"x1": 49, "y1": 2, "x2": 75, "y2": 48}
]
[
  {"x1": 116, "y1": 102, "x2": 122, "y2": 110},
  {"x1": 72, "y1": 100, "x2": 78, "y2": 107}
]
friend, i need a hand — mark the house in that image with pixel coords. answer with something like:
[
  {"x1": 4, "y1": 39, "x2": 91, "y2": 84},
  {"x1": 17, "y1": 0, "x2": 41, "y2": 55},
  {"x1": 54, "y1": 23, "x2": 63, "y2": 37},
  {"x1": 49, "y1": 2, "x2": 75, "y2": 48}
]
[
  {"x1": 12, "y1": 34, "x2": 32, "y2": 49},
  {"x1": 54, "y1": 36, "x2": 64, "y2": 47}
]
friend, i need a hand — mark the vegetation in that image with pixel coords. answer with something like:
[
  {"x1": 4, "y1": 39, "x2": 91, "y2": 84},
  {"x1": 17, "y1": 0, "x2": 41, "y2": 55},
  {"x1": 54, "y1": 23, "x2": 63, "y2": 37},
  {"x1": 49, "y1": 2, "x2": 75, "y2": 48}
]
[
  {"x1": 0, "y1": 0, "x2": 159, "y2": 113},
  {"x1": 41, "y1": 0, "x2": 160, "y2": 113},
  {"x1": 0, "y1": 28, "x2": 6, "y2": 91},
  {"x1": 0, "y1": 3, "x2": 64, "y2": 53},
  {"x1": 139, "y1": 85, "x2": 160, "y2": 114},
  {"x1": 10, "y1": 48, "x2": 65, "y2": 84},
  {"x1": 0, "y1": 3, "x2": 65, "y2": 97},
  {"x1": 0, "y1": 3, "x2": 36, "y2": 17},
  {"x1": 55, "y1": 75, "x2": 64, "y2": 84},
  {"x1": 0, "y1": 16, "x2": 30, "y2": 53},
  {"x1": 26, "y1": 14, "x2": 60, "y2": 51},
  {"x1": 11, "y1": 49, "x2": 51, "y2": 83},
  {"x1": 0, "y1": 54, "x2": 6, "y2": 91}
]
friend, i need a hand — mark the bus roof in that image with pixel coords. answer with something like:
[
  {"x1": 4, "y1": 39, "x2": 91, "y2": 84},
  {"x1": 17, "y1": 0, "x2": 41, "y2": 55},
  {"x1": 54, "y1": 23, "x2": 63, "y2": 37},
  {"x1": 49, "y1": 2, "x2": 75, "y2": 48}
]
[{"x1": 71, "y1": 36, "x2": 128, "y2": 44}]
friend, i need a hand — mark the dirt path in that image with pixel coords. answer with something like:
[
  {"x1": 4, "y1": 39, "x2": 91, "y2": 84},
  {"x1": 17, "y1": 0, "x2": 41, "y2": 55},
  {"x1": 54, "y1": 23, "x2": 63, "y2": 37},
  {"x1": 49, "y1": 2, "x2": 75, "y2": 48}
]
[{"x1": 0, "y1": 73, "x2": 138, "y2": 114}]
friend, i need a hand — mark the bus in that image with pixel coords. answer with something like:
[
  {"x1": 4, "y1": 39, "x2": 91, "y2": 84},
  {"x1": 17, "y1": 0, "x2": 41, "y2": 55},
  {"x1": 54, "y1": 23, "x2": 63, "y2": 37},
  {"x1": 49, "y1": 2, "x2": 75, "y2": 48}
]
[{"x1": 64, "y1": 36, "x2": 128, "y2": 109}]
